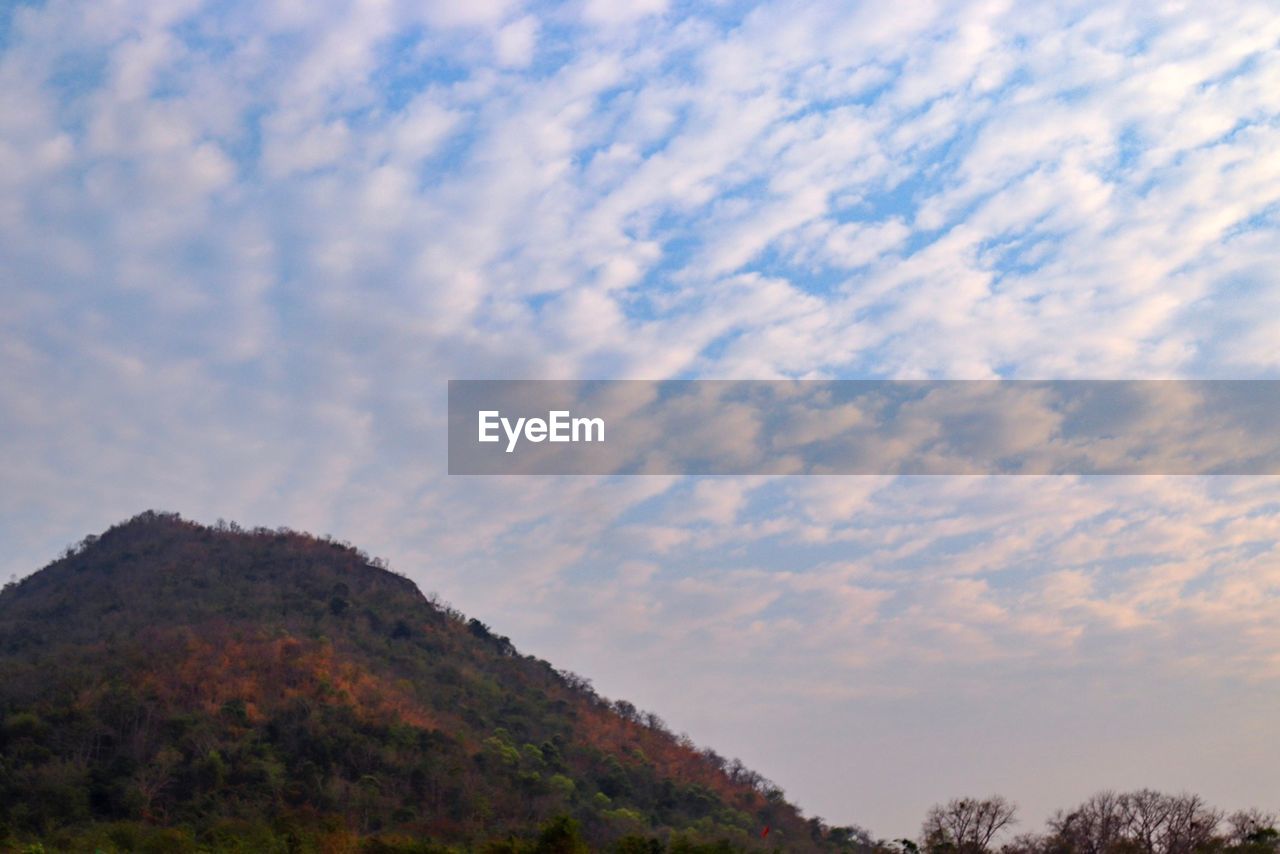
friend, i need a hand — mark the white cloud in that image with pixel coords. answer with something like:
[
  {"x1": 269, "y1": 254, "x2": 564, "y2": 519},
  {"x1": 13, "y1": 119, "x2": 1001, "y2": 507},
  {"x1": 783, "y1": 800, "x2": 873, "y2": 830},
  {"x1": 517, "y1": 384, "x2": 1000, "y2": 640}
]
[
  {"x1": 494, "y1": 15, "x2": 539, "y2": 68},
  {"x1": 581, "y1": 0, "x2": 668, "y2": 26}
]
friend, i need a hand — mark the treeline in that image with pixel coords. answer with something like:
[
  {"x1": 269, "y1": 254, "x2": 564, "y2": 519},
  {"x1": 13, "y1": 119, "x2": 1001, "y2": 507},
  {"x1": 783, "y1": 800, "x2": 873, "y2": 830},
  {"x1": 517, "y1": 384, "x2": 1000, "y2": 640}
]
[
  {"x1": 3, "y1": 791, "x2": 1273, "y2": 853},
  {"x1": 0, "y1": 813, "x2": 760, "y2": 853},
  {"x1": 881, "y1": 792, "x2": 1279, "y2": 854}
]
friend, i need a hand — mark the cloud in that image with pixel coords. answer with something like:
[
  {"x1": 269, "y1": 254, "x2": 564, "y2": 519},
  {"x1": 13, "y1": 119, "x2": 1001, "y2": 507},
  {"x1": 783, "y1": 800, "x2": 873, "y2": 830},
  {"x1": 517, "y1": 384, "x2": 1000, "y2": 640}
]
[
  {"x1": 494, "y1": 15, "x2": 539, "y2": 68},
  {"x1": 580, "y1": 0, "x2": 668, "y2": 27}
]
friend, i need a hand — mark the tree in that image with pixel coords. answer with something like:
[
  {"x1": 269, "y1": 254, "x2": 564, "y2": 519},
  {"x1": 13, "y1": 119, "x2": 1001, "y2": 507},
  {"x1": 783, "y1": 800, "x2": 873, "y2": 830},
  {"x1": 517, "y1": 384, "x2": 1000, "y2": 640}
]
[
  {"x1": 534, "y1": 815, "x2": 589, "y2": 854},
  {"x1": 923, "y1": 796, "x2": 1018, "y2": 854},
  {"x1": 1045, "y1": 790, "x2": 1223, "y2": 854},
  {"x1": 1227, "y1": 810, "x2": 1280, "y2": 853},
  {"x1": 1155, "y1": 791, "x2": 1220, "y2": 854},
  {"x1": 1046, "y1": 790, "x2": 1129, "y2": 854}
]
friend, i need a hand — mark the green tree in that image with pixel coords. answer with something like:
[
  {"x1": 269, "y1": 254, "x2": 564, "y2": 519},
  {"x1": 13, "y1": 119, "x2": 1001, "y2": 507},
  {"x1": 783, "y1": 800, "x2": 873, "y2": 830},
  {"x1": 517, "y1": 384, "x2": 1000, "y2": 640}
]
[{"x1": 534, "y1": 815, "x2": 589, "y2": 854}]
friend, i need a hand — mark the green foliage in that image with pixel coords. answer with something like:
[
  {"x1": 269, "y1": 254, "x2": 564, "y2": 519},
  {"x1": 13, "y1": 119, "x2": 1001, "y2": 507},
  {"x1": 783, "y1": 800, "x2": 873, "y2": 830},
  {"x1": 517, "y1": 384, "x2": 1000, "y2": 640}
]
[
  {"x1": 616, "y1": 836, "x2": 666, "y2": 854},
  {"x1": 547, "y1": 774, "x2": 576, "y2": 799},
  {"x1": 534, "y1": 815, "x2": 589, "y2": 854}
]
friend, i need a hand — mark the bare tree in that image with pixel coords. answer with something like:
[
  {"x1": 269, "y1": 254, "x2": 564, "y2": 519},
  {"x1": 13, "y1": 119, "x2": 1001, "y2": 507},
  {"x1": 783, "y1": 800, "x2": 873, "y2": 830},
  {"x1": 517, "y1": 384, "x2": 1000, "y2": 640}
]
[
  {"x1": 1048, "y1": 790, "x2": 1129, "y2": 854},
  {"x1": 1227, "y1": 809, "x2": 1279, "y2": 847},
  {"x1": 1157, "y1": 792, "x2": 1221, "y2": 854},
  {"x1": 923, "y1": 796, "x2": 1019, "y2": 853},
  {"x1": 999, "y1": 832, "x2": 1047, "y2": 854},
  {"x1": 1123, "y1": 789, "x2": 1176, "y2": 853},
  {"x1": 1046, "y1": 790, "x2": 1223, "y2": 854}
]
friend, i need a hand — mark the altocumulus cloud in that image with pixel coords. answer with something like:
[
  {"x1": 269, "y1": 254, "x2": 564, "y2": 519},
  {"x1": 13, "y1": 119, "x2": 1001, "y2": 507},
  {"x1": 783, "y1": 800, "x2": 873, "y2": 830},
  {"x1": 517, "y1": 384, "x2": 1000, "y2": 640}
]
[{"x1": 2, "y1": 0, "x2": 1280, "y2": 837}]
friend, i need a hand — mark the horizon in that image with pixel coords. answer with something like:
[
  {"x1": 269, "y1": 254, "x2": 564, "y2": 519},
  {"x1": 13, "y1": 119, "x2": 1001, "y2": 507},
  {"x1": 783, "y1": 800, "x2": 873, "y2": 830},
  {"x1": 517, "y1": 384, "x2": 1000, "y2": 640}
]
[{"x1": 3, "y1": 0, "x2": 1280, "y2": 842}]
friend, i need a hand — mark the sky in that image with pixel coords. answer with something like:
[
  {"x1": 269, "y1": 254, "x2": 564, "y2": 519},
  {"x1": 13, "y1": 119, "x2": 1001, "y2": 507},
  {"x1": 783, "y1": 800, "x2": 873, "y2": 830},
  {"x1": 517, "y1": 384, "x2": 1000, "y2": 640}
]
[{"x1": 3, "y1": 0, "x2": 1280, "y2": 839}]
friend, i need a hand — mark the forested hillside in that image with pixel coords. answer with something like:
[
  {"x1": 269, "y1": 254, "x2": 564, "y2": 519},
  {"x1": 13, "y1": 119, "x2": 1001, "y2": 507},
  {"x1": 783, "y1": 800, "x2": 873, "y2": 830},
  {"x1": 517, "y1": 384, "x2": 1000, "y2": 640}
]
[{"x1": 0, "y1": 512, "x2": 860, "y2": 852}]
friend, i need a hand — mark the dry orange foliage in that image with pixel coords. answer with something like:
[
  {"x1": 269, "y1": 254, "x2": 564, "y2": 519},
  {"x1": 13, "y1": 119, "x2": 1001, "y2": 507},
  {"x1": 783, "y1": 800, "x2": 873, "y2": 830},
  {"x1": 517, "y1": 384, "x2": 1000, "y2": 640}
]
[
  {"x1": 574, "y1": 701, "x2": 763, "y2": 810},
  {"x1": 117, "y1": 625, "x2": 439, "y2": 730}
]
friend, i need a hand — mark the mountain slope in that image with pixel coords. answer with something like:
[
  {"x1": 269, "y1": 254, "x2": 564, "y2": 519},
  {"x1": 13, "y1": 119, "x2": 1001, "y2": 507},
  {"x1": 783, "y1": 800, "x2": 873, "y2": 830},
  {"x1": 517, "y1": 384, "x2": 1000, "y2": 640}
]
[{"x1": 0, "y1": 512, "x2": 864, "y2": 852}]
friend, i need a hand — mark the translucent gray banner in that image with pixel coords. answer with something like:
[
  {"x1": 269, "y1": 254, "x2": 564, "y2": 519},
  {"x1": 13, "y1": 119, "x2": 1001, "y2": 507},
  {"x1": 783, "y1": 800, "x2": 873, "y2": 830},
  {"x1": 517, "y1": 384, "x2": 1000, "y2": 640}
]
[{"x1": 447, "y1": 380, "x2": 1280, "y2": 475}]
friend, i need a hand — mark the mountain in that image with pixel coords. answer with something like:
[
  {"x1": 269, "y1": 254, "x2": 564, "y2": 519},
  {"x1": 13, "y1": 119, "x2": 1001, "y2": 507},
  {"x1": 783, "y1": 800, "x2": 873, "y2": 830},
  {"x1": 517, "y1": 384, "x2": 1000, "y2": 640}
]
[{"x1": 0, "y1": 512, "x2": 868, "y2": 853}]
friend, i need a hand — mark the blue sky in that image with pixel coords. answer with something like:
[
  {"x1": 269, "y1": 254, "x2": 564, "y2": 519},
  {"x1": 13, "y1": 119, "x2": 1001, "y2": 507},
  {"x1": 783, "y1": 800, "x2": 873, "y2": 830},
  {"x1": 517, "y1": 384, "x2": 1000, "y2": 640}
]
[{"x1": 3, "y1": 0, "x2": 1280, "y2": 838}]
